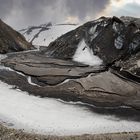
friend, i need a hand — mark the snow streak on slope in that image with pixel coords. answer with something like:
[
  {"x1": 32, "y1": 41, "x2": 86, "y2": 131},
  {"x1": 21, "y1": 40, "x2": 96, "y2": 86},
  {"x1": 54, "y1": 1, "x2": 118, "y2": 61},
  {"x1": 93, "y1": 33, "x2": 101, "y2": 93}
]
[
  {"x1": 73, "y1": 39, "x2": 103, "y2": 66},
  {"x1": 20, "y1": 23, "x2": 78, "y2": 46},
  {"x1": 0, "y1": 81, "x2": 140, "y2": 135}
]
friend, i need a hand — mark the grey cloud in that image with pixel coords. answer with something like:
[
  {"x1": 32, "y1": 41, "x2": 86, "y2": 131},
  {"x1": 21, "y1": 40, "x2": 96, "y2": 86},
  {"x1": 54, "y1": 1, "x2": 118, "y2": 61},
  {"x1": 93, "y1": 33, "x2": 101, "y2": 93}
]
[
  {"x1": 20, "y1": 0, "x2": 57, "y2": 16},
  {"x1": 65, "y1": 0, "x2": 110, "y2": 20},
  {"x1": 18, "y1": 0, "x2": 57, "y2": 24},
  {"x1": 0, "y1": 0, "x2": 110, "y2": 29},
  {"x1": 2, "y1": 0, "x2": 59, "y2": 28},
  {"x1": 0, "y1": 0, "x2": 14, "y2": 19}
]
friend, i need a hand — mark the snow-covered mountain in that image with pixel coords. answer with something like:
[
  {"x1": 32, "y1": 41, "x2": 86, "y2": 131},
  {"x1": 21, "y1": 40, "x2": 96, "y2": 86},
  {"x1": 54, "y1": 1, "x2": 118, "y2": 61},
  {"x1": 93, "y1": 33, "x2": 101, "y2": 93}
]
[{"x1": 19, "y1": 23, "x2": 78, "y2": 46}]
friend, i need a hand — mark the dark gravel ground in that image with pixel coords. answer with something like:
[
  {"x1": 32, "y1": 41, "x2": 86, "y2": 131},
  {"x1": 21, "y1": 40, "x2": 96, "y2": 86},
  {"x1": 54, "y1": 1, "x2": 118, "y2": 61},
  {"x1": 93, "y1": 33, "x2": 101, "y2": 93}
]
[{"x1": 0, "y1": 124, "x2": 140, "y2": 140}]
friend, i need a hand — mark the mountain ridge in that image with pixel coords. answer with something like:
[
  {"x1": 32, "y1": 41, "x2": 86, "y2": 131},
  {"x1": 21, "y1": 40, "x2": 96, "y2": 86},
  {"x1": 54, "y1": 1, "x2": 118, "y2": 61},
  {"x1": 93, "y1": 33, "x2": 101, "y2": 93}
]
[{"x1": 0, "y1": 19, "x2": 34, "y2": 53}]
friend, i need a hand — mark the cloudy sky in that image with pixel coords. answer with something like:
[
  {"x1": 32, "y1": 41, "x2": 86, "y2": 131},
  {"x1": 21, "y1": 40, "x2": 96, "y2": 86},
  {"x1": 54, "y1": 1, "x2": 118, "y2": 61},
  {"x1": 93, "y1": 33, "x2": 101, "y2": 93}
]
[{"x1": 0, "y1": 0, "x2": 140, "y2": 29}]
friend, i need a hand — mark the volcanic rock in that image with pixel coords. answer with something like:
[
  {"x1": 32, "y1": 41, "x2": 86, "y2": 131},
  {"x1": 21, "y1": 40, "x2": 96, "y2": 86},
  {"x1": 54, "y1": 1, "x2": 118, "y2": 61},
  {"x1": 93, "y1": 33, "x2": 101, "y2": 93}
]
[
  {"x1": 0, "y1": 19, "x2": 34, "y2": 54},
  {"x1": 1, "y1": 50, "x2": 140, "y2": 109},
  {"x1": 43, "y1": 16, "x2": 140, "y2": 65},
  {"x1": 1, "y1": 16, "x2": 140, "y2": 109}
]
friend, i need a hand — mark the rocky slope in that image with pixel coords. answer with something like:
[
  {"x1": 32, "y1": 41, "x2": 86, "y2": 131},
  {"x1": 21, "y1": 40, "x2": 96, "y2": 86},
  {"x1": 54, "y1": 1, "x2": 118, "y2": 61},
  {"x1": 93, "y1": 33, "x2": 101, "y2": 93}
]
[
  {"x1": 0, "y1": 19, "x2": 34, "y2": 53},
  {"x1": 43, "y1": 16, "x2": 140, "y2": 65},
  {"x1": 0, "y1": 16, "x2": 140, "y2": 110},
  {"x1": 1, "y1": 51, "x2": 140, "y2": 109}
]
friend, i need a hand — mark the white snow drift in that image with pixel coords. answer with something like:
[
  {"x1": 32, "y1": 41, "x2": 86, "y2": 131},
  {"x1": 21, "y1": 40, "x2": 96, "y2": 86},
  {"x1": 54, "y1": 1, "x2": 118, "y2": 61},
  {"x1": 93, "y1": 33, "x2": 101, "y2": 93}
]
[
  {"x1": 0, "y1": 81, "x2": 140, "y2": 136},
  {"x1": 73, "y1": 39, "x2": 103, "y2": 66}
]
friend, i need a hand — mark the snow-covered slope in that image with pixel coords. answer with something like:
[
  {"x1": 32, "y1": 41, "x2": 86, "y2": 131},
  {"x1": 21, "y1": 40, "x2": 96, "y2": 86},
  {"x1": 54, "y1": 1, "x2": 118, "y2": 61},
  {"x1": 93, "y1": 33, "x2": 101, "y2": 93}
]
[
  {"x1": 0, "y1": 80, "x2": 140, "y2": 136},
  {"x1": 19, "y1": 23, "x2": 78, "y2": 46},
  {"x1": 73, "y1": 39, "x2": 103, "y2": 66}
]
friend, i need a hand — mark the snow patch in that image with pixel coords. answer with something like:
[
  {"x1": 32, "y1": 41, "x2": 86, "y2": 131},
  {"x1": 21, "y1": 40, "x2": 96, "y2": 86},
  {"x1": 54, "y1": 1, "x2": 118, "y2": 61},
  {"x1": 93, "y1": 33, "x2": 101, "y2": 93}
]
[
  {"x1": 88, "y1": 21, "x2": 109, "y2": 42},
  {"x1": 129, "y1": 38, "x2": 140, "y2": 51},
  {"x1": 0, "y1": 66, "x2": 13, "y2": 71},
  {"x1": 27, "y1": 76, "x2": 41, "y2": 87},
  {"x1": 134, "y1": 29, "x2": 140, "y2": 34},
  {"x1": 0, "y1": 64, "x2": 25, "y2": 77},
  {"x1": 89, "y1": 25, "x2": 97, "y2": 35},
  {"x1": 93, "y1": 18, "x2": 104, "y2": 23},
  {"x1": 113, "y1": 22, "x2": 118, "y2": 32},
  {"x1": 73, "y1": 39, "x2": 103, "y2": 66},
  {"x1": 21, "y1": 24, "x2": 78, "y2": 46},
  {"x1": 0, "y1": 55, "x2": 7, "y2": 61},
  {"x1": 89, "y1": 25, "x2": 99, "y2": 41},
  {"x1": 112, "y1": 22, "x2": 122, "y2": 33},
  {"x1": 0, "y1": 81, "x2": 140, "y2": 135},
  {"x1": 137, "y1": 60, "x2": 140, "y2": 67},
  {"x1": 114, "y1": 36, "x2": 124, "y2": 49}
]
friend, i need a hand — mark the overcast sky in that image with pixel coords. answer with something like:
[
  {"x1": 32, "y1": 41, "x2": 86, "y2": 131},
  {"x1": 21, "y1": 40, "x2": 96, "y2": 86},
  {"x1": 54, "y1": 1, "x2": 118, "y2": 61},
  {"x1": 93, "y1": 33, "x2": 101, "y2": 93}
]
[{"x1": 0, "y1": 0, "x2": 140, "y2": 29}]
